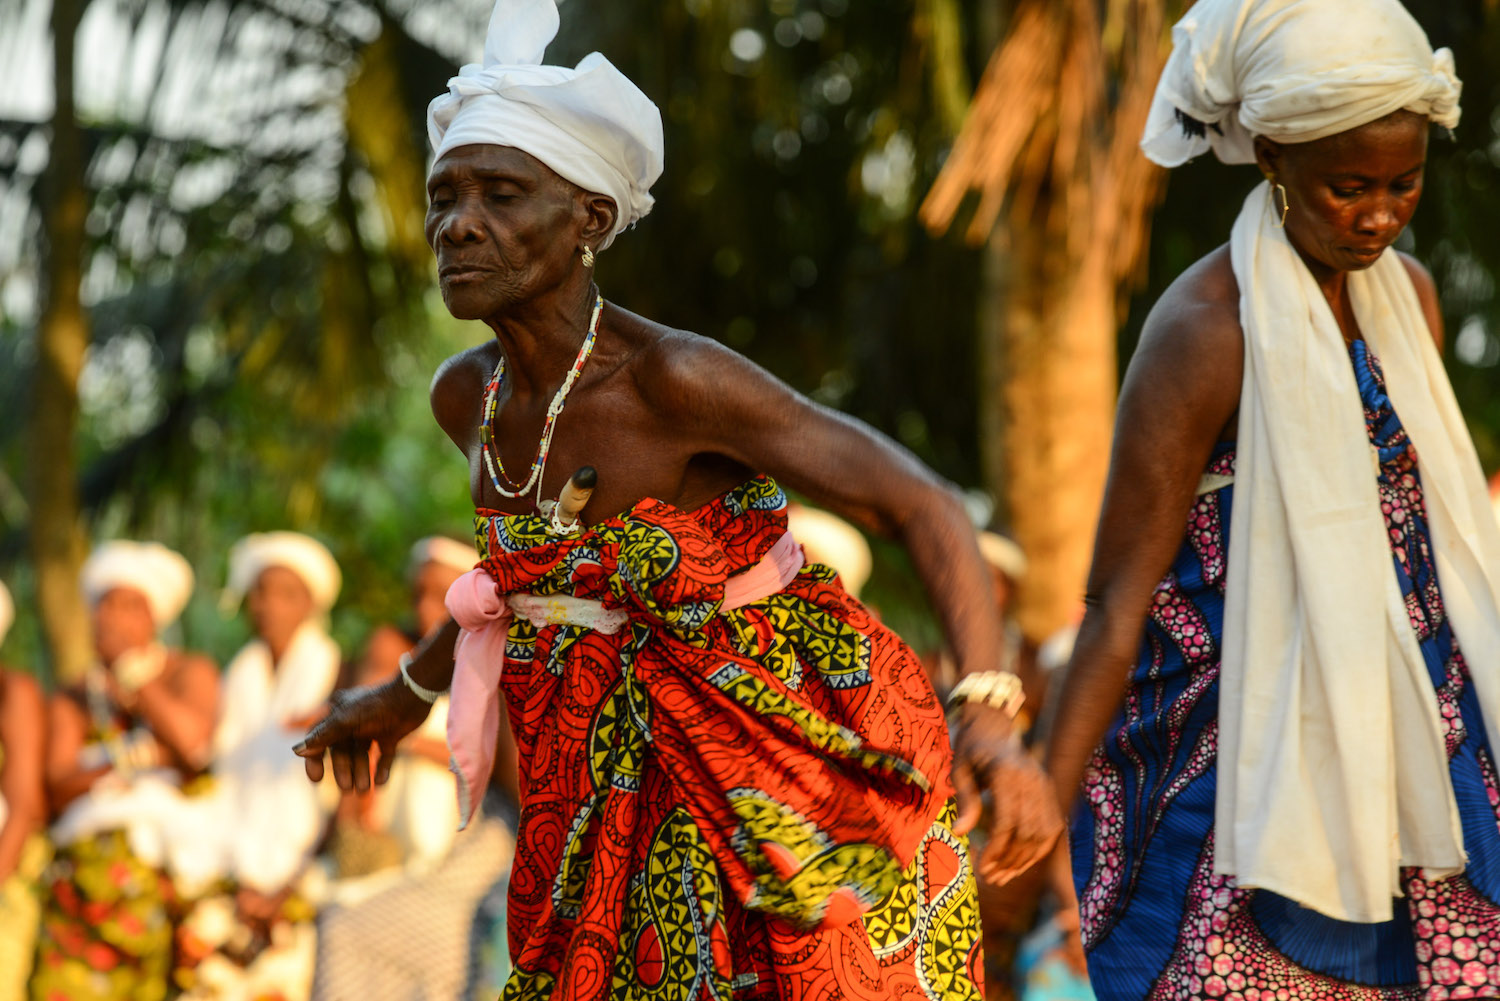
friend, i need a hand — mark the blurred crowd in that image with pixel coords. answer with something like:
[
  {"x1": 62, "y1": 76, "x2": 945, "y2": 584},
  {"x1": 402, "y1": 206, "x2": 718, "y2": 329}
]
[
  {"x1": 0, "y1": 532, "x2": 516, "y2": 1001},
  {"x1": 0, "y1": 508, "x2": 1092, "y2": 1001}
]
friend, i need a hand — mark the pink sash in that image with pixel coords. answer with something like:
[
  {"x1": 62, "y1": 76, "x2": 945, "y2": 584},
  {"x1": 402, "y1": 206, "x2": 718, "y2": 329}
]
[{"x1": 444, "y1": 531, "x2": 805, "y2": 828}]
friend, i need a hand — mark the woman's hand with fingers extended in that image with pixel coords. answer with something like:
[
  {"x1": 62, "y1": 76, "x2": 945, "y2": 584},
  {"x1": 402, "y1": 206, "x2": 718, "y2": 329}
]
[
  {"x1": 293, "y1": 680, "x2": 433, "y2": 792},
  {"x1": 951, "y1": 703, "x2": 1063, "y2": 887}
]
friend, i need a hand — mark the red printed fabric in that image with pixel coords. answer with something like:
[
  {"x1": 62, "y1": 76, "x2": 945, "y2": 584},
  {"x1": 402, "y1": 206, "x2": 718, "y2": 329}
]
[{"x1": 473, "y1": 476, "x2": 982, "y2": 1001}]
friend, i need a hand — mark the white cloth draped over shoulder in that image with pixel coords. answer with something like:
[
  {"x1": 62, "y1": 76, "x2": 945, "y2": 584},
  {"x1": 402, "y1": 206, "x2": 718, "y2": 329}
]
[
  {"x1": 208, "y1": 621, "x2": 341, "y2": 894},
  {"x1": 425, "y1": 0, "x2": 663, "y2": 251},
  {"x1": 1141, "y1": 0, "x2": 1500, "y2": 923}
]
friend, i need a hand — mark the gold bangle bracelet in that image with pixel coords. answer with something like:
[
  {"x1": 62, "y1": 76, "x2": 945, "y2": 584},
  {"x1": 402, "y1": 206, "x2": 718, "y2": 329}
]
[{"x1": 947, "y1": 670, "x2": 1026, "y2": 719}]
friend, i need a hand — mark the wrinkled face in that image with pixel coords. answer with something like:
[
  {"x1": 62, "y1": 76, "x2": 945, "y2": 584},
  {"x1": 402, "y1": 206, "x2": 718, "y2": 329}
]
[
  {"x1": 425, "y1": 144, "x2": 585, "y2": 320},
  {"x1": 1263, "y1": 110, "x2": 1429, "y2": 275},
  {"x1": 93, "y1": 586, "x2": 157, "y2": 665},
  {"x1": 411, "y1": 560, "x2": 464, "y2": 637},
  {"x1": 246, "y1": 565, "x2": 316, "y2": 652}
]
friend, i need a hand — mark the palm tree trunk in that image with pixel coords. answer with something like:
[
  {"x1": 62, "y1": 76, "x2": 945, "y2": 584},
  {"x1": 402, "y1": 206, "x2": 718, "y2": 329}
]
[
  {"x1": 31, "y1": 0, "x2": 92, "y2": 683},
  {"x1": 927, "y1": 0, "x2": 1175, "y2": 645}
]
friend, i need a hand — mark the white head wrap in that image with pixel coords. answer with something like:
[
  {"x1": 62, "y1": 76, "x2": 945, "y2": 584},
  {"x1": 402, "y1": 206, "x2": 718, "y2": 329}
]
[
  {"x1": 0, "y1": 580, "x2": 12, "y2": 649},
  {"x1": 1141, "y1": 1, "x2": 1500, "y2": 925},
  {"x1": 407, "y1": 536, "x2": 479, "y2": 582},
  {"x1": 226, "y1": 533, "x2": 341, "y2": 613},
  {"x1": 1142, "y1": 0, "x2": 1461, "y2": 167},
  {"x1": 786, "y1": 506, "x2": 872, "y2": 599},
  {"x1": 81, "y1": 541, "x2": 195, "y2": 629},
  {"x1": 426, "y1": 0, "x2": 664, "y2": 251}
]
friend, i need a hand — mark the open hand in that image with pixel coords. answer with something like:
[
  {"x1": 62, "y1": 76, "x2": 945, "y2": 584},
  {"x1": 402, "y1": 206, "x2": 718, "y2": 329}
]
[
  {"x1": 951, "y1": 703, "x2": 1063, "y2": 886},
  {"x1": 293, "y1": 680, "x2": 432, "y2": 792}
]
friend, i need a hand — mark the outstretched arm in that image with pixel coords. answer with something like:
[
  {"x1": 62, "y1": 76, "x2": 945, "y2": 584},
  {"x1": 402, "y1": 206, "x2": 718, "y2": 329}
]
[
  {"x1": 651, "y1": 336, "x2": 1003, "y2": 680},
  {"x1": 295, "y1": 621, "x2": 458, "y2": 791},
  {"x1": 1045, "y1": 258, "x2": 1243, "y2": 808},
  {"x1": 649, "y1": 336, "x2": 1058, "y2": 878}
]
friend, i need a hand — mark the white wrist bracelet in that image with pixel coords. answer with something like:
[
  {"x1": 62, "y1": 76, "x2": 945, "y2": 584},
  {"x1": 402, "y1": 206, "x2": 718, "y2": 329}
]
[{"x1": 398, "y1": 652, "x2": 447, "y2": 704}]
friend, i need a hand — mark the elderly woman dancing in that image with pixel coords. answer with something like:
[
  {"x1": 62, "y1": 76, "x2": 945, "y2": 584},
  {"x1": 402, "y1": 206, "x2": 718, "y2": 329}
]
[
  {"x1": 295, "y1": 0, "x2": 1059, "y2": 997},
  {"x1": 1045, "y1": 1, "x2": 1500, "y2": 999}
]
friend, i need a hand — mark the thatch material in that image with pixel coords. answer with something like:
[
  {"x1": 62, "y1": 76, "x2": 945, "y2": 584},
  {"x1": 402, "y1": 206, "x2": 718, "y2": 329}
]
[{"x1": 921, "y1": 0, "x2": 1184, "y2": 642}]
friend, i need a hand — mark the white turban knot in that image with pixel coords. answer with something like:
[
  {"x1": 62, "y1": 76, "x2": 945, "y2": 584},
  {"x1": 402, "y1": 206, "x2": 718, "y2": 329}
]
[
  {"x1": 227, "y1": 532, "x2": 342, "y2": 613},
  {"x1": 1143, "y1": 0, "x2": 1462, "y2": 167},
  {"x1": 426, "y1": 0, "x2": 665, "y2": 251},
  {"x1": 82, "y1": 541, "x2": 196, "y2": 629}
]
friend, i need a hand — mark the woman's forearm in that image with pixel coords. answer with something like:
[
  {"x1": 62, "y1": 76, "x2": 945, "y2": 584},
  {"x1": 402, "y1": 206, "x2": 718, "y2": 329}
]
[
  {"x1": 0, "y1": 809, "x2": 35, "y2": 881},
  {"x1": 47, "y1": 761, "x2": 111, "y2": 813},
  {"x1": 899, "y1": 487, "x2": 1007, "y2": 682},
  {"x1": 135, "y1": 683, "x2": 215, "y2": 770},
  {"x1": 1044, "y1": 606, "x2": 1142, "y2": 808},
  {"x1": 407, "y1": 619, "x2": 461, "y2": 692}
]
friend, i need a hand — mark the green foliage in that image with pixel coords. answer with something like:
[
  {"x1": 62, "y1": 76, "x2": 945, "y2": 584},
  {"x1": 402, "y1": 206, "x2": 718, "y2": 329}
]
[{"x1": 0, "y1": 0, "x2": 992, "y2": 672}]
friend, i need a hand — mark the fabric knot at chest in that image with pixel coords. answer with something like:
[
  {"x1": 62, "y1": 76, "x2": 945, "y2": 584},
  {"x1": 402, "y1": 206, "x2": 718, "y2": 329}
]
[{"x1": 443, "y1": 526, "x2": 804, "y2": 828}]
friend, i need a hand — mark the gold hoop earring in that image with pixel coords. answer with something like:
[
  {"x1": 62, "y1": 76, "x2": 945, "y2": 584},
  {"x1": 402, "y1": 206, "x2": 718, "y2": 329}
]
[
  {"x1": 581, "y1": 246, "x2": 595, "y2": 268},
  {"x1": 1270, "y1": 181, "x2": 1290, "y2": 228}
]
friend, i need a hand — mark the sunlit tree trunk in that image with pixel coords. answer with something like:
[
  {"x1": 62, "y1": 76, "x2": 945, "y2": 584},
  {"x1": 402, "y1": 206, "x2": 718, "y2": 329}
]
[
  {"x1": 924, "y1": 0, "x2": 1179, "y2": 644},
  {"x1": 31, "y1": 0, "x2": 92, "y2": 683}
]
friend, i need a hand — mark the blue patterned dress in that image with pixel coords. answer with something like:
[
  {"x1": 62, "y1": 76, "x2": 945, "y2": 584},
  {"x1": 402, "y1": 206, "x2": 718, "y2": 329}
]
[{"x1": 1073, "y1": 339, "x2": 1500, "y2": 1001}]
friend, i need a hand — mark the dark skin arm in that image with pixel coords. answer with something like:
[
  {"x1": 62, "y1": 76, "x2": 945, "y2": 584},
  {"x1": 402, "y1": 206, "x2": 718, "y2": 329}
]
[
  {"x1": 0, "y1": 670, "x2": 45, "y2": 880},
  {"x1": 45, "y1": 654, "x2": 219, "y2": 812},
  {"x1": 298, "y1": 142, "x2": 1059, "y2": 877},
  {"x1": 120, "y1": 653, "x2": 220, "y2": 772},
  {"x1": 637, "y1": 335, "x2": 1061, "y2": 874},
  {"x1": 1038, "y1": 247, "x2": 1243, "y2": 965},
  {"x1": 302, "y1": 319, "x2": 1058, "y2": 873},
  {"x1": 44, "y1": 693, "x2": 107, "y2": 813},
  {"x1": 1045, "y1": 247, "x2": 1243, "y2": 808}
]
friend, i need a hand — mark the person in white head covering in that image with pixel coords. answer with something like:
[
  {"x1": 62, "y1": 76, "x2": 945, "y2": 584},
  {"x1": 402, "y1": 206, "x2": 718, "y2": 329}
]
[
  {"x1": 33, "y1": 541, "x2": 221, "y2": 1001},
  {"x1": 1044, "y1": 1, "x2": 1500, "y2": 997},
  {"x1": 170, "y1": 533, "x2": 343, "y2": 1001},
  {"x1": 297, "y1": 0, "x2": 1059, "y2": 997}
]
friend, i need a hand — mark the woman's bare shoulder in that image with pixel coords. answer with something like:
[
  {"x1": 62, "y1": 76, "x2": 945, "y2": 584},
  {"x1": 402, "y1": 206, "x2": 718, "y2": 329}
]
[
  {"x1": 1141, "y1": 244, "x2": 1241, "y2": 354},
  {"x1": 1119, "y1": 245, "x2": 1243, "y2": 441},
  {"x1": 429, "y1": 343, "x2": 495, "y2": 444}
]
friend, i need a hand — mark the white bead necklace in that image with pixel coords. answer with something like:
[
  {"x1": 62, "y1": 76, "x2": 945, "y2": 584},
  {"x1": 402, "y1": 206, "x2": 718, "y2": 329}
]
[{"x1": 478, "y1": 292, "x2": 604, "y2": 506}]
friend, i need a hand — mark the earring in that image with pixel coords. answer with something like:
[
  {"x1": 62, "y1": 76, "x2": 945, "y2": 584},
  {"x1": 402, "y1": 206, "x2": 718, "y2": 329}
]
[
  {"x1": 581, "y1": 245, "x2": 595, "y2": 268},
  {"x1": 1269, "y1": 180, "x2": 1290, "y2": 228}
]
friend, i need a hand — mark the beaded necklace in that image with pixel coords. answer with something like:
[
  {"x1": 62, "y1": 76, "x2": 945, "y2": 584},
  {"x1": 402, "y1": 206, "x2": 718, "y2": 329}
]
[{"x1": 480, "y1": 292, "x2": 604, "y2": 506}]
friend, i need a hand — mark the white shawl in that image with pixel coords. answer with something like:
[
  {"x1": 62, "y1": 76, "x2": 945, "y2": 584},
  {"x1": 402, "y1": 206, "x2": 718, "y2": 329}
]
[
  {"x1": 210, "y1": 621, "x2": 341, "y2": 893},
  {"x1": 1145, "y1": 0, "x2": 1500, "y2": 923},
  {"x1": 1219, "y1": 186, "x2": 1500, "y2": 922}
]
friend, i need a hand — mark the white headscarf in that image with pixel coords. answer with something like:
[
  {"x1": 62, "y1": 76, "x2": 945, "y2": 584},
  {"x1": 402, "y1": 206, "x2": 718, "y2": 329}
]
[
  {"x1": 1145, "y1": 0, "x2": 1500, "y2": 923},
  {"x1": 0, "y1": 580, "x2": 12, "y2": 648},
  {"x1": 1143, "y1": 0, "x2": 1460, "y2": 167},
  {"x1": 81, "y1": 540, "x2": 195, "y2": 629},
  {"x1": 407, "y1": 536, "x2": 479, "y2": 581},
  {"x1": 426, "y1": 0, "x2": 664, "y2": 251},
  {"x1": 226, "y1": 532, "x2": 341, "y2": 613}
]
